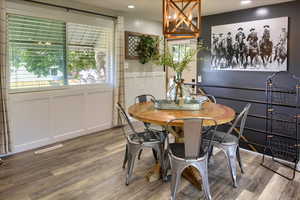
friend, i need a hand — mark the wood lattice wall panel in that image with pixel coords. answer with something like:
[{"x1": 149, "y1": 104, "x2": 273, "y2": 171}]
[
  {"x1": 125, "y1": 32, "x2": 140, "y2": 59},
  {"x1": 125, "y1": 31, "x2": 159, "y2": 60}
]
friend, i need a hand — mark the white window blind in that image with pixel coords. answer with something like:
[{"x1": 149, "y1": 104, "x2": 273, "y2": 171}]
[
  {"x1": 67, "y1": 23, "x2": 112, "y2": 85},
  {"x1": 8, "y1": 14, "x2": 66, "y2": 89}
]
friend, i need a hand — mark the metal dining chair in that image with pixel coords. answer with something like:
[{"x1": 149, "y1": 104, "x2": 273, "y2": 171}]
[
  {"x1": 205, "y1": 95, "x2": 217, "y2": 104},
  {"x1": 191, "y1": 94, "x2": 216, "y2": 104},
  {"x1": 165, "y1": 117, "x2": 218, "y2": 200},
  {"x1": 135, "y1": 94, "x2": 166, "y2": 161},
  {"x1": 116, "y1": 102, "x2": 165, "y2": 185},
  {"x1": 135, "y1": 94, "x2": 164, "y2": 132},
  {"x1": 204, "y1": 103, "x2": 251, "y2": 188}
]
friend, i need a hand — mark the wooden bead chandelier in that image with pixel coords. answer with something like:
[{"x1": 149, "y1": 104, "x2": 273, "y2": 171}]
[{"x1": 163, "y1": 0, "x2": 202, "y2": 39}]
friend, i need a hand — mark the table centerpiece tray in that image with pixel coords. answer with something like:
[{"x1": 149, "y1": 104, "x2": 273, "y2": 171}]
[{"x1": 154, "y1": 96, "x2": 208, "y2": 111}]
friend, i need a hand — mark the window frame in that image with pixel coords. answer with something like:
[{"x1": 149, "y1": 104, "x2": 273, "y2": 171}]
[{"x1": 6, "y1": 13, "x2": 115, "y2": 94}]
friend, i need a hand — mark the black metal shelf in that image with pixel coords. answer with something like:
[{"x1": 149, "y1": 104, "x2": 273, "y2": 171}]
[{"x1": 262, "y1": 72, "x2": 300, "y2": 180}]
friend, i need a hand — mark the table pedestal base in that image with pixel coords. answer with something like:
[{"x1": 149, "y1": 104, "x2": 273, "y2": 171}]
[
  {"x1": 145, "y1": 164, "x2": 202, "y2": 190},
  {"x1": 145, "y1": 163, "x2": 161, "y2": 182},
  {"x1": 182, "y1": 166, "x2": 202, "y2": 190}
]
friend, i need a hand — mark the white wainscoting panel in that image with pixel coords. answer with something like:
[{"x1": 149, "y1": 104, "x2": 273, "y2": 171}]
[
  {"x1": 9, "y1": 85, "x2": 113, "y2": 153},
  {"x1": 85, "y1": 90, "x2": 113, "y2": 132},
  {"x1": 125, "y1": 72, "x2": 166, "y2": 110},
  {"x1": 11, "y1": 98, "x2": 50, "y2": 149},
  {"x1": 51, "y1": 93, "x2": 85, "y2": 140}
]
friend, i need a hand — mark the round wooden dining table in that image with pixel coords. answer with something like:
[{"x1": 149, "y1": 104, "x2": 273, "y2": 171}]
[
  {"x1": 128, "y1": 101, "x2": 235, "y2": 127},
  {"x1": 128, "y1": 101, "x2": 236, "y2": 189}
]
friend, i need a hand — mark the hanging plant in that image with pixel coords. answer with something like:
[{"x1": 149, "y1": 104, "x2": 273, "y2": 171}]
[{"x1": 136, "y1": 35, "x2": 158, "y2": 64}]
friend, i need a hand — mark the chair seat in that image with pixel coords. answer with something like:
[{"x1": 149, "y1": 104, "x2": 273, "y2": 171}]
[
  {"x1": 129, "y1": 130, "x2": 162, "y2": 143},
  {"x1": 169, "y1": 143, "x2": 205, "y2": 159},
  {"x1": 205, "y1": 130, "x2": 239, "y2": 144},
  {"x1": 147, "y1": 124, "x2": 165, "y2": 132}
]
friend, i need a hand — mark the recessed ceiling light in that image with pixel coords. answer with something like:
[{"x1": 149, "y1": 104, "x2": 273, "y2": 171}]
[
  {"x1": 128, "y1": 5, "x2": 135, "y2": 9},
  {"x1": 241, "y1": 0, "x2": 252, "y2": 5},
  {"x1": 256, "y1": 8, "x2": 269, "y2": 16}
]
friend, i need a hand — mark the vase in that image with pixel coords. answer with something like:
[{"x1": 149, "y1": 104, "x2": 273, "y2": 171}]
[{"x1": 167, "y1": 72, "x2": 191, "y2": 104}]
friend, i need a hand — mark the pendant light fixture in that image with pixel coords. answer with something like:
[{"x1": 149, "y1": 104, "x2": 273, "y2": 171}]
[{"x1": 163, "y1": 0, "x2": 202, "y2": 39}]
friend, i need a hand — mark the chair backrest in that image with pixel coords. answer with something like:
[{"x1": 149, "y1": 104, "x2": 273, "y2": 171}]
[
  {"x1": 167, "y1": 117, "x2": 218, "y2": 159},
  {"x1": 116, "y1": 102, "x2": 137, "y2": 138},
  {"x1": 193, "y1": 94, "x2": 216, "y2": 104},
  {"x1": 206, "y1": 95, "x2": 217, "y2": 103},
  {"x1": 135, "y1": 94, "x2": 156, "y2": 104},
  {"x1": 135, "y1": 94, "x2": 156, "y2": 129},
  {"x1": 226, "y1": 103, "x2": 251, "y2": 140}
]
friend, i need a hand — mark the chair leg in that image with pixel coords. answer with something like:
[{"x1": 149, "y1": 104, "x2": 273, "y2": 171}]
[
  {"x1": 236, "y1": 146, "x2": 244, "y2": 174},
  {"x1": 208, "y1": 145, "x2": 214, "y2": 163},
  {"x1": 223, "y1": 145, "x2": 238, "y2": 188},
  {"x1": 194, "y1": 159, "x2": 212, "y2": 200},
  {"x1": 152, "y1": 149, "x2": 158, "y2": 162},
  {"x1": 138, "y1": 149, "x2": 143, "y2": 160},
  {"x1": 122, "y1": 145, "x2": 128, "y2": 169},
  {"x1": 126, "y1": 146, "x2": 139, "y2": 185},
  {"x1": 152, "y1": 144, "x2": 165, "y2": 178},
  {"x1": 170, "y1": 164, "x2": 182, "y2": 200},
  {"x1": 138, "y1": 148, "x2": 158, "y2": 161},
  {"x1": 162, "y1": 151, "x2": 170, "y2": 182}
]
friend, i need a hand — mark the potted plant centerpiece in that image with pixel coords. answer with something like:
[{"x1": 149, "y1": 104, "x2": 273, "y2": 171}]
[{"x1": 152, "y1": 43, "x2": 205, "y2": 105}]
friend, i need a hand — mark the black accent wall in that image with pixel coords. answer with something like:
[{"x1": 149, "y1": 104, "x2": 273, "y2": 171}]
[{"x1": 198, "y1": 1, "x2": 300, "y2": 152}]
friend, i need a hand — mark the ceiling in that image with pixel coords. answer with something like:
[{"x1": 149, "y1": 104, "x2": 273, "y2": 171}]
[{"x1": 72, "y1": 0, "x2": 294, "y2": 21}]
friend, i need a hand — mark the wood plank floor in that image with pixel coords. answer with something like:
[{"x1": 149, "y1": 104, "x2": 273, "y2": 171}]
[{"x1": 1, "y1": 124, "x2": 300, "y2": 200}]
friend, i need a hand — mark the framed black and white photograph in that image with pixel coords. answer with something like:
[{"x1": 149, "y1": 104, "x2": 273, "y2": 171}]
[{"x1": 211, "y1": 17, "x2": 288, "y2": 72}]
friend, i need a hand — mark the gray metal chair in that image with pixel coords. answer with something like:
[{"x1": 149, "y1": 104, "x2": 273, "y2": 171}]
[
  {"x1": 205, "y1": 103, "x2": 251, "y2": 188},
  {"x1": 206, "y1": 95, "x2": 217, "y2": 104},
  {"x1": 116, "y1": 102, "x2": 165, "y2": 185},
  {"x1": 135, "y1": 94, "x2": 166, "y2": 161},
  {"x1": 202, "y1": 95, "x2": 217, "y2": 134},
  {"x1": 191, "y1": 94, "x2": 216, "y2": 104},
  {"x1": 135, "y1": 94, "x2": 164, "y2": 132},
  {"x1": 165, "y1": 117, "x2": 218, "y2": 200}
]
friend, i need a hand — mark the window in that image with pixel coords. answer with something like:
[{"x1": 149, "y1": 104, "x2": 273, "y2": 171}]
[
  {"x1": 8, "y1": 15, "x2": 66, "y2": 89},
  {"x1": 67, "y1": 23, "x2": 112, "y2": 85},
  {"x1": 171, "y1": 43, "x2": 192, "y2": 63},
  {"x1": 8, "y1": 14, "x2": 113, "y2": 90}
]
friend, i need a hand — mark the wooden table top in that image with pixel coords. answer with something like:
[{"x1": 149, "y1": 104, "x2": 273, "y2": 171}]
[{"x1": 128, "y1": 101, "x2": 236, "y2": 127}]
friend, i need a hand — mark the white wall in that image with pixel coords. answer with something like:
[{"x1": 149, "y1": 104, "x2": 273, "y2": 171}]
[
  {"x1": 124, "y1": 72, "x2": 166, "y2": 110},
  {"x1": 123, "y1": 15, "x2": 166, "y2": 109},
  {"x1": 7, "y1": 1, "x2": 115, "y2": 153}
]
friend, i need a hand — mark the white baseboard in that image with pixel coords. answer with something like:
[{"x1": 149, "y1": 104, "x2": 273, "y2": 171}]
[
  {"x1": 13, "y1": 138, "x2": 52, "y2": 153},
  {"x1": 53, "y1": 129, "x2": 85, "y2": 140}
]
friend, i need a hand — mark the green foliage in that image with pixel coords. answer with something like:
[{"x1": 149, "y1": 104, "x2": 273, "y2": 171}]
[
  {"x1": 20, "y1": 47, "x2": 64, "y2": 77},
  {"x1": 10, "y1": 47, "x2": 24, "y2": 70},
  {"x1": 136, "y1": 35, "x2": 159, "y2": 64},
  {"x1": 10, "y1": 45, "x2": 96, "y2": 79},
  {"x1": 152, "y1": 42, "x2": 206, "y2": 74},
  {"x1": 67, "y1": 50, "x2": 96, "y2": 78}
]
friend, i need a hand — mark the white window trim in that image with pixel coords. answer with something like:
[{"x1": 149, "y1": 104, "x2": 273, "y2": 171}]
[{"x1": 8, "y1": 82, "x2": 114, "y2": 94}]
